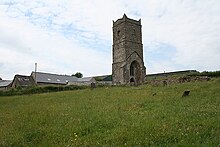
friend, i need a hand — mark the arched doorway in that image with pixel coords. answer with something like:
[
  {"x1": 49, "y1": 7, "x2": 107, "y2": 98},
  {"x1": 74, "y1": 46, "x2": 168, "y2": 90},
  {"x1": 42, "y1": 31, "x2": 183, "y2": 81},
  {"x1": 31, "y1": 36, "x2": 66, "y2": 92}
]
[
  {"x1": 130, "y1": 60, "x2": 141, "y2": 85},
  {"x1": 130, "y1": 77, "x2": 135, "y2": 86}
]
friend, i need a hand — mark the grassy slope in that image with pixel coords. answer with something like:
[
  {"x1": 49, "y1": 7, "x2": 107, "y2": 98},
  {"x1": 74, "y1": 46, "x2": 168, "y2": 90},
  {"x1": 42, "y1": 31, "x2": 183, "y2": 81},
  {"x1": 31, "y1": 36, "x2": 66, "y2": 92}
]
[{"x1": 0, "y1": 79, "x2": 220, "y2": 146}]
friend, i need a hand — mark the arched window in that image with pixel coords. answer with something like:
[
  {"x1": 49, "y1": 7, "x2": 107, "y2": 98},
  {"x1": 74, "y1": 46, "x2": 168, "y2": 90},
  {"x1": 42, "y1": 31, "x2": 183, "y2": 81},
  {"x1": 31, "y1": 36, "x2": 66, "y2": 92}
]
[
  {"x1": 130, "y1": 61, "x2": 139, "y2": 76},
  {"x1": 130, "y1": 60, "x2": 141, "y2": 84},
  {"x1": 130, "y1": 64, "x2": 135, "y2": 76},
  {"x1": 117, "y1": 30, "x2": 120, "y2": 36}
]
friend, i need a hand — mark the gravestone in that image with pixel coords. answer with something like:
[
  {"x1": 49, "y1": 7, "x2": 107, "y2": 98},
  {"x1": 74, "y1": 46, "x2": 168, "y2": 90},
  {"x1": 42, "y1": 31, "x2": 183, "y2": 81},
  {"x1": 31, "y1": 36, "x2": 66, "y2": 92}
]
[
  {"x1": 182, "y1": 90, "x2": 190, "y2": 97},
  {"x1": 163, "y1": 80, "x2": 167, "y2": 86},
  {"x1": 91, "y1": 82, "x2": 96, "y2": 89}
]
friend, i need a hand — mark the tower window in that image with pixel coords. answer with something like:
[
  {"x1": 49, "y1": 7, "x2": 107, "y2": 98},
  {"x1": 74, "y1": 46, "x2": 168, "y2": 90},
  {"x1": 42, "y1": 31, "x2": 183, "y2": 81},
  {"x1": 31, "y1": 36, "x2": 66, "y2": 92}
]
[
  {"x1": 117, "y1": 30, "x2": 120, "y2": 36},
  {"x1": 132, "y1": 29, "x2": 135, "y2": 34}
]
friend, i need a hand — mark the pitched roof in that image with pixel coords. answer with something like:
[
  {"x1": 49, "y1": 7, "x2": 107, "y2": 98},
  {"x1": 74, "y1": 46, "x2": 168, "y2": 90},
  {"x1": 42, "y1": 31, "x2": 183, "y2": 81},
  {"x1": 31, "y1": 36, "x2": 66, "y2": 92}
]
[
  {"x1": 94, "y1": 75, "x2": 111, "y2": 80},
  {"x1": 93, "y1": 75, "x2": 112, "y2": 81},
  {"x1": 13, "y1": 75, "x2": 35, "y2": 86},
  {"x1": 0, "y1": 80, "x2": 12, "y2": 87},
  {"x1": 32, "y1": 72, "x2": 78, "y2": 84},
  {"x1": 102, "y1": 75, "x2": 112, "y2": 81},
  {"x1": 146, "y1": 70, "x2": 198, "y2": 77},
  {"x1": 77, "y1": 77, "x2": 95, "y2": 82}
]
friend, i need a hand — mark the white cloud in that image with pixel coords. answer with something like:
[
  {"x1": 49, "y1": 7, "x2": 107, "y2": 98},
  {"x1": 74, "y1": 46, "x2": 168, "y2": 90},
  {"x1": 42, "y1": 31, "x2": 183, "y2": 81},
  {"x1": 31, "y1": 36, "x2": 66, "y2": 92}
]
[
  {"x1": 0, "y1": 0, "x2": 220, "y2": 79},
  {"x1": 140, "y1": 0, "x2": 220, "y2": 73},
  {"x1": 0, "y1": 6, "x2": 111, "y2": 79}
]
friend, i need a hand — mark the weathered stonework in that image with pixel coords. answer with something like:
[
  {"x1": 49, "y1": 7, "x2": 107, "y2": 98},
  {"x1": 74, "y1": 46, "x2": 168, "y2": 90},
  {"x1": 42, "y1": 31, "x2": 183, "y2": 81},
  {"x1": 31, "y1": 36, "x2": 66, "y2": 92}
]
[{"x1": 112, "y1": 14, "x2": 146, "y2": 85}]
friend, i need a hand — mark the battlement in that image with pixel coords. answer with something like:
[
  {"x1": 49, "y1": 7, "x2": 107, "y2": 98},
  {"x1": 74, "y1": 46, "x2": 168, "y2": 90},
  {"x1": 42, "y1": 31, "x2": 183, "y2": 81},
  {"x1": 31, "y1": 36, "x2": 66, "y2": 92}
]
[{"x1": 113, "y1": 14, "x2": 141, "y2": 27}]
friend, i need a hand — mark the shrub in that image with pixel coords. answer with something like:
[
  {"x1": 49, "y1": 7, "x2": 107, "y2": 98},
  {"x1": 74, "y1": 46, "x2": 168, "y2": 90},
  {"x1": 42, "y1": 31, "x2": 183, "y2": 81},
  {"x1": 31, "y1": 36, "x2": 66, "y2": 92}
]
[
  {"x1": 0, "y1": 85, "x2": 88, "y2": 97},
  {"x1": 189, "y1": 71, "x2": 220, "y2": 77}
]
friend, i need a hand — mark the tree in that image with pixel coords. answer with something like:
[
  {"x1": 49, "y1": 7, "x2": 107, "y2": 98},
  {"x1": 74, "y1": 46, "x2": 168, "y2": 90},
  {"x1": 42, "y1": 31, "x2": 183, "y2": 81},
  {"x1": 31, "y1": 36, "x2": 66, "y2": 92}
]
[
  {"x1": 0, "y1": 77, "x2": 2, "y2": 80},
  {"x1": 72, "y1": 72, "x2": 83, "y2": 78}
]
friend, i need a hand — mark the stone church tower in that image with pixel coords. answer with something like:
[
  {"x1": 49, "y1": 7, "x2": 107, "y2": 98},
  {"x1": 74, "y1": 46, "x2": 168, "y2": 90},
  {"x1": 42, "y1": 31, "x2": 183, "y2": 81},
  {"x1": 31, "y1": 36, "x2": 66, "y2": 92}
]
[{"x1": 112, "y1": 14, "x2": 146, "y2": 85}]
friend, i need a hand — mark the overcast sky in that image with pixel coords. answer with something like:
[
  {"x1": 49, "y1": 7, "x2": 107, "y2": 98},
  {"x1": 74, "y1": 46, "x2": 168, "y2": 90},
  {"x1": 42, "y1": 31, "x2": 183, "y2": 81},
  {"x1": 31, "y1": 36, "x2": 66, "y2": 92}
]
[{"x1": 0, "y1": 0, "x2": 220, "y2": 79}]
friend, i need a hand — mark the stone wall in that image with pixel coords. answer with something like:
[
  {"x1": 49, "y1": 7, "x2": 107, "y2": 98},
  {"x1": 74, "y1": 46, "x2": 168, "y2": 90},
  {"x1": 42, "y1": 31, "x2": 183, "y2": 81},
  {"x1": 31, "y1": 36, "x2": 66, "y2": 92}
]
[{"x1": 112, "y1": 14, "x2": 146, "y2": 85}]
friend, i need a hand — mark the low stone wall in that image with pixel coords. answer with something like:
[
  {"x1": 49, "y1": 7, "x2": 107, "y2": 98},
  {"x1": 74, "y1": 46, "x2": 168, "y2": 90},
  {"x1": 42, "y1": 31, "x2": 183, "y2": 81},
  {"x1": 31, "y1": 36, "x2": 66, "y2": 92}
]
[
  {"x1": 67, "y1": 82, "x2": 92, "y2": 86},
  {"x1": 146, "y1": 76, "x2": 211, "y2": 86},
  {"x1": 96, "y1": 81, "x2": 113, "y2": 86}
]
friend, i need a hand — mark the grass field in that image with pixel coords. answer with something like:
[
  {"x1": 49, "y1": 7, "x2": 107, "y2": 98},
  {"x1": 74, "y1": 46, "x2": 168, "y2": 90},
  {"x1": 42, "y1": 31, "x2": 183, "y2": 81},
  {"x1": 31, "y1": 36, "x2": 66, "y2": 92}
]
[{"x1": 0, "y1": 79, "x2": 220, "y2": 146}]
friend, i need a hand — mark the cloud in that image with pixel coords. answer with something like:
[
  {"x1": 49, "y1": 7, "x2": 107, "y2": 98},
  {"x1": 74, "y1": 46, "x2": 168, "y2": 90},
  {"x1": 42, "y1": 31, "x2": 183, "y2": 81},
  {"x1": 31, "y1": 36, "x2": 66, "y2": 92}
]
[
  {"x1": 140, "y1": 0, "x2": 220, "y2": 73},
  {"x1": 0, "y1": 3, "x2": 111, "y2": 79},
  {"x1": 0, "y1": 0, "x2": 220, "y2": 79}
]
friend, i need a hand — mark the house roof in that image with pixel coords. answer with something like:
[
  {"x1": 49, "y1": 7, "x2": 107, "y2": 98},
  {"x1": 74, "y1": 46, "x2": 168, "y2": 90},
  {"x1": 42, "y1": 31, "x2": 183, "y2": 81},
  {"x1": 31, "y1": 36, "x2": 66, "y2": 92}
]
[
  {"x1": 93, "y1": 75, "x2": 112, "y2": 81},
  {"x1": 94, "y1": 75, "x2": 111, "y2": 81},
  {"x1": 31, "y1": 72, "x2": 78, "y2": 84},
  {"x1": 102, "y1": 75, "x2": 112, "y2": 81},
  {"x1": 0, "y1": 80, "x2": 12, "y2": 87},
  {"x1": 13, "y1": 75, "x2": 35, "y2": 86},
  {"x1": 78, "y1": 77, "x2": 95, "y2": 82},
  {"x1": 146, "y1": 70, "x2": 198, "y2": 77}
]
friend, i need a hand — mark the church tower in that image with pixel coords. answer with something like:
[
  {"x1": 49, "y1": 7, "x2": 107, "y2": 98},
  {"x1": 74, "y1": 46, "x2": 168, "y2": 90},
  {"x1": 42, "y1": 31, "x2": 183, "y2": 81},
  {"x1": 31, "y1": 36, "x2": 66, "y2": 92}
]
[{"x1": 112, "y1": 14, "x2": 146, "y2": 85}]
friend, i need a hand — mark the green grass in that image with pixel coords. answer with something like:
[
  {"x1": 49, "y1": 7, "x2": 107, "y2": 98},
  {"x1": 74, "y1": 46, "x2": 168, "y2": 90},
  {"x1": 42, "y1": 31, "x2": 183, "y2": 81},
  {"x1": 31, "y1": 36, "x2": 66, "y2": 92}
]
[{"x1": 0, "y1": 79, "x2": 220, "y2": 146}]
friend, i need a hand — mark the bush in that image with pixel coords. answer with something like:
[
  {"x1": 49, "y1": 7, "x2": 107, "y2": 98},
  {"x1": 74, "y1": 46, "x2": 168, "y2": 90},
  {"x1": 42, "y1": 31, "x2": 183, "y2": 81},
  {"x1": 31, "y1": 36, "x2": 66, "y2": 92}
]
[
  {"x1": 0, "y1": 85, "x2": 88, "y2": 97},
  {"x1": 189, "y1": 71, "x2": 220, "y2": 77}
]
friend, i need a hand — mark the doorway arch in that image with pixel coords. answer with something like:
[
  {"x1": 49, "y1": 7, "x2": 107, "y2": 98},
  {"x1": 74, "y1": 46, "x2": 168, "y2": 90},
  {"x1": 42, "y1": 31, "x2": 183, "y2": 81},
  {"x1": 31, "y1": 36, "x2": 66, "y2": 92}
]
[
  {"x1": 130, "y1": 60, "x2": 141, "y2": 85},
  {"x1": 130, "y1": 77, "x2": 135, "y2": 86}
]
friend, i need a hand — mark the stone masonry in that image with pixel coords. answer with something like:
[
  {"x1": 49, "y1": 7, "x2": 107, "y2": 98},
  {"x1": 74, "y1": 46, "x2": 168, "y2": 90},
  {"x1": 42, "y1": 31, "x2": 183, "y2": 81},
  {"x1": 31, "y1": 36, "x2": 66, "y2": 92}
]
[{"x1": 112, "y1": 14, "x2": 146, "y2": 85}]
